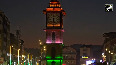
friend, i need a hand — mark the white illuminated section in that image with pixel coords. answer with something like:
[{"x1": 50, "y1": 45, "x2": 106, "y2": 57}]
[
  {"x1": 86, "y1": 61, "x2": 92, "y2": 65},
  {"x1": 86, "y1": 60, "x2": 95, "y2": 65},
  {"x1": 102, "y1": 53, "x2": 104, "y2": 55},
  {"x1": 100, "y1": 60, "x2": 102, "y2": 62},
  {"x1": 14, "y1": 62, "x2": 16, "y2": 65},
  {"x1": 107, "y1": 62, "x2": 109, "y2": 65}
]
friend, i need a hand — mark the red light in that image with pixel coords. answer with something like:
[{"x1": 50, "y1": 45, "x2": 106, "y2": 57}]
[
  {"x1": 50, "y1": 2, "x2": 58, "y2": 4},
  {"x1": 62, "y1": 64, "x2": 66, "y2": 65}
]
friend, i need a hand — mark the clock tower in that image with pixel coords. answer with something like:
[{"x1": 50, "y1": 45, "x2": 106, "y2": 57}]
[{"x1": 43, "y1": 0, "x2": 66, "y2": 65}]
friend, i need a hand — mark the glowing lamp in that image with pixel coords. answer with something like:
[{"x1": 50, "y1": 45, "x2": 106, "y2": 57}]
[
  {"x1": 82, "y1": 56, "x2": 88, "y2": 58},
  {"x1": 111, "y1": 53, "x2": 113, "y2": 54},
  {"x1": 106, "y1": 48, "x2": 107, "y2": 51},
  {"x1": 100, "y1": 60, "x2": 102, "y2": 62}
]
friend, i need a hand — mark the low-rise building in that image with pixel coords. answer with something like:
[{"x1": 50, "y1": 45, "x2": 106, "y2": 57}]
[
  {"x1": 71, "y1": 44, "x2": 102, "y2": 65},
  {"x1": 62, "y1": 46, "x2": 77, "y2": 65},
  {"x1": 80, "y1": 45, "x2": 91, "y2": 65},
  {"x1": 80, "y1": 45, "x2": 102, "y2": 65}
]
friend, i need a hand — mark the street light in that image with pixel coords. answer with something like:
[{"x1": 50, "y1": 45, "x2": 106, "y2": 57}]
[
  {"x1": 39, "y1": 40, "x2": 41, "y2": 42},
  {"x1": 44, "y1": 46, "x2": 46, "y2": 49},
  {"x1": 39, "y1": 40, "x2": 42, "y2": 45},
  {"x1": 40, "y1": 42, "x2": 42, "y2": 45},
  {"x1": 111, "y1": 53, "x2": 113, "y2": 54},
  {"x1": 28, "y1": 54, "x2": 30, "y2": 65},
  {"x1": 44, "y1": 49, "x2": 46, "y2": 51},
  {"x1": 10, "y1": 45, "x2": 13, "y2": 65},
  {"x1": 18, "y1": 49, "x2": 20, "y2": 65},
  {"x1": 10, "y1": 46, "x2": 11, "y2": 65},
  {"x1": 106, "y1": 48, "x2": 108, "y2": 51},
  {"x1": 43, "y1": 46, "x2": 46, "y2": 51}
]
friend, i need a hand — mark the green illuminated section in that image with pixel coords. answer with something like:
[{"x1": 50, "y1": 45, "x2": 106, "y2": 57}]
[
  {"x1": 24, "y1": 62, "x2": 25, "y2": 65},
  {"x1": 31, "y1": 61, "x2": 32, "y2": 65},
  {"x1": 47, "y1": 60, "x2": 61, "y2": 62},
  {"x1": 55, "y1": 57, "x2": 63, "y2": 59},
  {"x1": 10, "y1": 60, "x2": 12, "y2": 65},
  {"x1": 47, "y1": 60, "x2": 63, "y2": 65},
  {"x1": 46, "y1": 56, "x2": 51, "y2": 59},
  {"x1": 62, "y1": 44, "x2": 65, "y2": 46},
  {"x1": 46, "y1": 56, "x2": 63, "y2": 59}
]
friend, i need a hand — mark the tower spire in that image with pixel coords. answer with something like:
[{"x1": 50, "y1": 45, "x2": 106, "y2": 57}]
[{"x1": 43, "y1": 0, "x2": 66, "y2": 16}]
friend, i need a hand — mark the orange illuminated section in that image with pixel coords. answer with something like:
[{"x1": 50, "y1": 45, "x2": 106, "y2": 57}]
[
  {"x1": 50, "y1": 4, "x2": 61, "y2": 7},
  {"x1": 54, "y1": 8, "x2": 61, "y2": 11},
  {"x1": 50, "y1": 2, "x2": 58, "y2": 4},
  {"x1": 62, "y1": 24, "x2": 63, "y2": 28},
  {"x1": 43, "y1": 0, "x2": 66, "y2": 16},
  {"x1": 44, "y1": 29, "x2": 64, "y2": 32},
  {"x1": 62, "y1": 11, "x2": 66, "y2": 16},
  {"x1": 47, "y1": 24, "x2": 60, "y2": 27},
  {"x1": 46, "y1": 8, "x2": 53, "y2": 11},
  {"x1": 54, "y1": 24, "x2": 60, "y2": 26},
  {"x1": 47, "y1": 24, "x2": 54, "y2": 27},
  {"x1": 46, "y1": 8, "x2": 62, "y2": 11}
]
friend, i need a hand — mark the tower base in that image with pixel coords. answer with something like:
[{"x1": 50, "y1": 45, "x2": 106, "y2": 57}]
[{"x1": 46, "y1": 43, "x2": 63, "y2": 65}]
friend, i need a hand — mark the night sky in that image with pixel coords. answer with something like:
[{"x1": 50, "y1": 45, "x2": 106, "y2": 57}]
[{"x1": 0, "y1": 0, "x2": 116, "y2": 48}]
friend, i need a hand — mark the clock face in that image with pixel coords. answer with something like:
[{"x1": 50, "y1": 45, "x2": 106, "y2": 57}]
[
  {"x1": 47, "y1": 13, "x2": 53, "y2": 25},
  {"x1": 53, "y1": 13, "x2": 60, "y2": 25},
  {"x1": 47, "y1": 12, "x2": 60, "y2": 27}
]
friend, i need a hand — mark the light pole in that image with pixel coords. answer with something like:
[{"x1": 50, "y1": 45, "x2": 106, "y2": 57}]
[
  {"x1": 10, "y1": 46, "x2": 11, "y2": 65},
  {"x1": 39, "y1": 39, "x2": 42, "y2": 65},
  {"x1": 10, "y1": 45, "x2": 13, "y2": 65},
  {"x1": 18, "y1": 49, "x2": 20, "y2": 65},
  {"x1": 28, "y1": 54, "x2": 30, "y2": 65}
]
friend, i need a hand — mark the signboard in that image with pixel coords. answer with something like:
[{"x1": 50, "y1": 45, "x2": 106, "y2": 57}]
[{"x1": 0, "y1": 57, "x2": 4, "y2": 64}]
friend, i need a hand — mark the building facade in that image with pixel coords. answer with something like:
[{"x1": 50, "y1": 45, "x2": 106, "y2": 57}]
[
  {"x1": 71, "y1": 44, "x2": 102, "y2": 65},
  {"x1": 62, "y1": 46, "x2": 77, "y2": 65},
  {"x1": 80, "y1": 45, "x2": 91, "y2": 65},
  {"x1": 102, "y1": 32, "x2": 116, "y2": 65},
  {"x1": 0, "y1": 10, "x2": 10, "y2": 64},
  {"x1": 80, "y1": 45, "x2": 102, "y2": 65}
]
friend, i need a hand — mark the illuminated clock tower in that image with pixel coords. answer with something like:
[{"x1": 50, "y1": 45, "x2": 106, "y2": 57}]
[{"x1": 43, "y1": 0, "x2": 66, "y2": 65}]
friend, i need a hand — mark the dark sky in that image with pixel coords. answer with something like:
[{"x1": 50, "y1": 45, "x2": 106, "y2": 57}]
[{"x1": 0, "y1": 0, "x2": 116, "y2": 48}]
